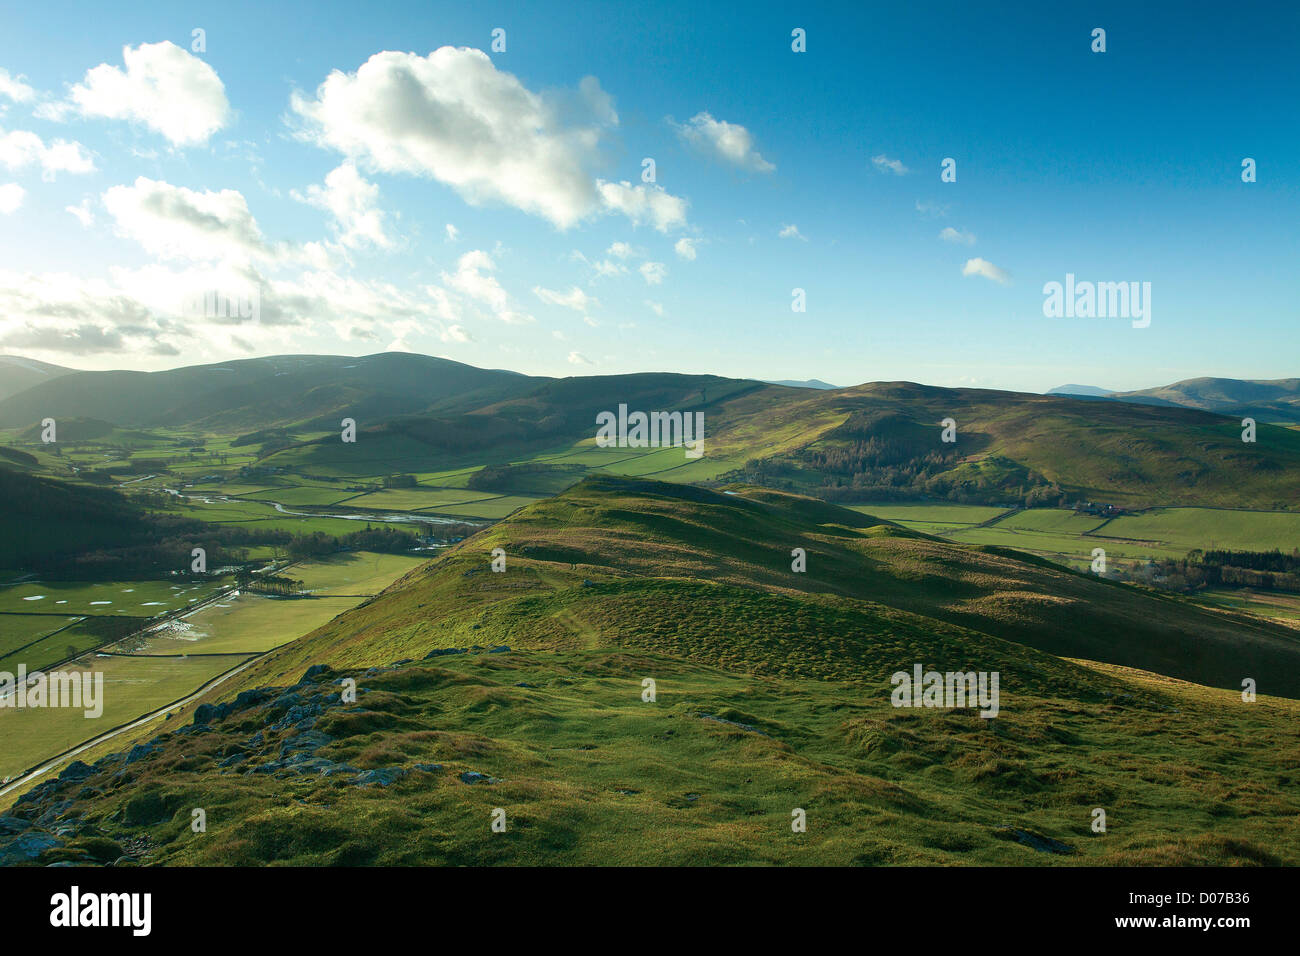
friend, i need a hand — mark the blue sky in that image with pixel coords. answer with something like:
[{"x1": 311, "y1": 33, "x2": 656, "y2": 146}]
[{"x1": 0, "y1": 0, "x2": 1295, "y2": 392}]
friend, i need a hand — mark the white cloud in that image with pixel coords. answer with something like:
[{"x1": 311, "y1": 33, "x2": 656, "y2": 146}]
[
  {"x1": 674, "y1": 237, "x2": 696, "y2": 260},
  {"x1": 962, "y1": 257, "x2": 1009, "y2": 284},
  {"x1": 645, "y1": 300, "x2": 664, "y2": 316},
  {"x1": 639, "y1": 261, "x2": 667, "y2": 285},
  {"x1": 674, "y1": 112, "x2": 774, "y2": 173},
  {"x1": 596, "y1": 180, "x2": 687, "y2": 232},
  {"x1": 102, "y1": 177, "x2": 272, "y2": 263},
  {"x1": 534, "y1": 285, "x2": 598, "y2": 312},
  {"x1": 872, "y1": 154, "x2": 909, "y2": 175},
  {"x1": 0, "y1": 182, "x2": 24, "y2": 214},
  {"x1": 915, "y1": 200, "x2": 949, "y2": 218},
  {"x1": 63, "y1": 41, "x2": 230, "y2": 146},
  {"x1": 940, "y1": 227, "x2": 976, "y2": 245},
  {"x1": 607, "y1": 241, "x2": 639, "y2": 259},
  {"x1": 292, "y1": 47, "x2": 686, "y2": 231},
  {"x1": 570, "y1": 249, "x2": 628, "y2": 279},
  {"x1": 0, "y1": 260, "x2": 457, "y2": 362},
  {"x1": 445, "y1": 223, "x2": 458, "y2": 241},
  {"x1": 567, "y1": 350, "x2": 592, "y2": 365},
  {"x1": 442, "y1": 249, "x2": 533, "y2": 324},
  {"x1": 440, "y1": 324, "x2": 472, "y2": 343},
  {"x1": 0, "y1": 128, "x2": 95, "y2": 179},
  {"x1": 0, "y1": 69, "x2": 35, "y2": 103},
  {"x1": 66, "y1": 198, "x2": 94, "y2": 227},
  {"x1": 293, "y1": 162, "x2": 392, "y2": 249},
  {"x1": 778, "y1": 224, "x2": 805, "y2": 240}
]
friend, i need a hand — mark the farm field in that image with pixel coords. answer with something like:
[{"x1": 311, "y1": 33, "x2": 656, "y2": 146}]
[
  {"x1": 0, "y1": 653, "x2": 255, "y2": 781},
  {"x1": 118, "y1": 594, "x2": 360, "y2": 656},
  {"x1": 293, "y1": 552, "x2": 428, "y2": 596},
  {"x1": 846, "y1": 502, "x2": 1010, "y2": 533},
  {"x1": 0, "y1": 579, "x2": 224, "y2": 616},
  {"x1": 1094, "y1": 508, "x2": 1300, "y2": 553},
  {"x1": 845, "y1": 502, "x2": 1300, "y2": 571},
  {"x1": 0, "y1": 613, "x2": 82, "y2": 649},
  {"x1": 0, "y1": 551, "x2": 427, "y2": 781}
]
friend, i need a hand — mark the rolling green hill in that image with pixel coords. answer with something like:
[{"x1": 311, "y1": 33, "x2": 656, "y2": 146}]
[
  {"x1": 0, "y1": 352, "x2": 543, "y2": 432},
  {"x1": 0, "y1": 355, "x2": 75, "y2": 402},
  {"x1": 4, "y1": 475, "x2": 1297, "y2": 867},
  {"x1": 264, "y1": 370, "x2": 1300, "y2": 510}
]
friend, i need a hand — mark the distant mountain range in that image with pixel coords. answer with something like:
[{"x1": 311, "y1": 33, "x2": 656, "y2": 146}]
[
  {"x1": 2, "y1": 353, "x2": 1297, "y2": 509},
  {"x1": 1046, "y1": 384, "x2": 1116, "y2": 398},
  {"x1": 765, "y1": 378, "x2": 839, "y2": 390},
  {"x1": 1048, "y1": 377, "x2": 1300, "y2": 423}
]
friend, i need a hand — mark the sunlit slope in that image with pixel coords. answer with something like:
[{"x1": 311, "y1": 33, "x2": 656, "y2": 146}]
[
  {"x1": 784, "y1": 382, "x2": 1300, "y2": 508},
  {"x1": 7, "y1": 475, "x2": 1299, "y2": 867},
  {"x1": 218, "y1": 476, "x2": 1300, "y2": 699},
  {"x1": 264, "y1": 376, "x2": 1299, "y2": 509}
]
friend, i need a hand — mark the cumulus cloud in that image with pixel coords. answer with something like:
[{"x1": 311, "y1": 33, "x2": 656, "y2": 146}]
[
  {"x1": 66, "y1": 198, "x2": 94, "y2": 227},
  {"x1": 445, "y1": 223, "x2": 458, "y2": 241},
  {"x1": 871, "y1": 154, "x2": 909, "y2": 175},
  {"x1": 673, "y1": 112, "x2": 774, "y2": 173},
  {"x1": 639, "y1": 261, "x2": 666, "y2": 285},
  {"x1": 534, "y1": 285, "x2": 598, "y2": 312},
  {"x1": 0, "y1": 127, "x2": 95, "y2": 179},
  {"x1": 291, "y1": 47, "x2": 686, "y2": 231},
  {"x1": 674, "y1": 237, "x2": 696, "y2": 260},
  {"x1": 0, "y1": 258, "x2": 464, "y2": 362},
  {"x1": 442, "y1": 249, "x2": 533, "y2": 324},
  {"x1": 0, "y1": 182, "x2": 24, "y2": 214},
  {"x1": 0, "y1": 68, "x2": 35, "y2": 104},
  {"x1": 567, "y1": 350, "x2": 592, "y2": 365},
  {"x1": 940, "y1": 227, "x2": 976, "y2": 245},
  {"x1": 293, "y1": 162, "x2": 392, "y2": 249},
  {"x1": 595, "y1": 180, "x2": 687, "y2": 232},
  {"x1": 778, "y1": 223, "x2": 805, "y2": 240},
  {"x1": 60, "y1": 41, "x2": 230, "y2": 146},
  {"x1": 607, "y1": 241, "x2": 639, "y2": 259},
  {"x1": 570, "y1": 249, "x2": 627, "y2": 279},
  {"x1": 961, "y1": 257, "x2": 1009, "y2": 284},
  {"x1": 103, "y1": 177, "x2": 271, "y2": 263}
]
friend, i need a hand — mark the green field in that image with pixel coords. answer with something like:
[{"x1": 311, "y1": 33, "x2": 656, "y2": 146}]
[
  {"x1": 0, "y1": 653, "x2": 255, "y2": 781},
  {"x1": 1096, "y1": 508, "x2": 1300, "y2": 553},
  {"x1": 0, "y1": 552, "x2": 429, "y2": 784},
  {"x1": 119, "y1": 594, "x2": 360, "y2": 656},
  {"x1": 293, "y1": 552, "x2": 428, "y2": 596},
  {"x1": 0, "y1": 579, "x2": 223, "y2": 616}
]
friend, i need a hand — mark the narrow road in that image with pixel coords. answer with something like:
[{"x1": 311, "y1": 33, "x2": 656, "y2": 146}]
[{"x1": 0, "y1": 653, "x2": 264, "y2": 800}]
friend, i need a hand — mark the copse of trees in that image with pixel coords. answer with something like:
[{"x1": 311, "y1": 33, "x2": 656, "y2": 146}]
[{"x1": 1145, "y1": 549, "x2": 1300, "y2": 594}]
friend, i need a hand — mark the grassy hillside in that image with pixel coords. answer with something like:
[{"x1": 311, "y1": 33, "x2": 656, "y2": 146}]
[
  {"x1": 0, "y1": 352, "x2": 542, "y2": 432},
  {"x1": 0, "y1": 355, "x2": 75, "y2": 403},
  {"x1": 3, "y1": 476, "x2": 1296, "y2": 866}
]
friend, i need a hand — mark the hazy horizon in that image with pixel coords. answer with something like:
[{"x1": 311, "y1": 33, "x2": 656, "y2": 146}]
[{"x1": 5, "y1": 345, "x2": 1295, "y2": 397}]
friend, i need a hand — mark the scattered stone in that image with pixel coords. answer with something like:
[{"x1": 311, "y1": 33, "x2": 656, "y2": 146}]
[
  {"x1": 352, "y1": 768, "x2": 408, "y2": 787},
  {"x1": 996, "y1": 826, "x2": 1075, "y2": 855},
  {"x1": 58, "y1": 761, "x2": 94, "y2": 783},
  {"x1": 297, "y1": 664, "x2": 333, "y2": 685}
]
